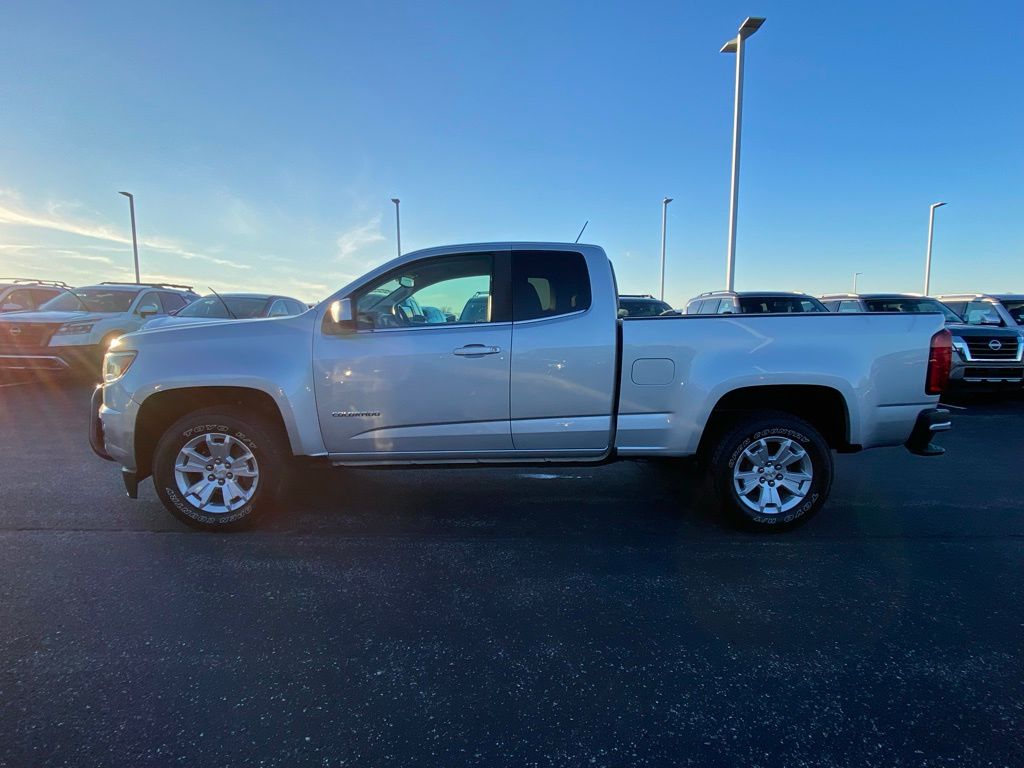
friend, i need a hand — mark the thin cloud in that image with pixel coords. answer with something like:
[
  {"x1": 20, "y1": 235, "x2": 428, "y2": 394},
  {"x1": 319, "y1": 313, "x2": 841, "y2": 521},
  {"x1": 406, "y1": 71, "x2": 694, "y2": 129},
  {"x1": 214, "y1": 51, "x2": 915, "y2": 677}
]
[
  {"x1": 0, "y1": 196, "x2": 250, "y2": 270},
  {"x1": 336, "y1": 215, "x2": 386, "y2": 261}
]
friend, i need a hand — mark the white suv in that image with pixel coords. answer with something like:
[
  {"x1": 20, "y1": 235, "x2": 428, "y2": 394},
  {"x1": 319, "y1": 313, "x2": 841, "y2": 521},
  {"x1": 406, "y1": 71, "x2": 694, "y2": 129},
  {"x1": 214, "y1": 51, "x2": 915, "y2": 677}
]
[{"x1": 0, "y1": 282, "x2": 198, "y2": 375}]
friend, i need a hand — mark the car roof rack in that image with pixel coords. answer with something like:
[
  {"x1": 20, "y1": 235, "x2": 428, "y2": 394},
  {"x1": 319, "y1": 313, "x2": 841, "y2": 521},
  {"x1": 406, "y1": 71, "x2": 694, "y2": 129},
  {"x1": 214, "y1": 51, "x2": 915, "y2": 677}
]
[
  {"x1": 0, "y1": 278, "x2": 71, "y2": 288},
  {"x1": 99, "y1": 281, "x2": 195, "y2": 291},
  {"x1": 619, "y1": 293, "x2": 657, "y2": 298}
]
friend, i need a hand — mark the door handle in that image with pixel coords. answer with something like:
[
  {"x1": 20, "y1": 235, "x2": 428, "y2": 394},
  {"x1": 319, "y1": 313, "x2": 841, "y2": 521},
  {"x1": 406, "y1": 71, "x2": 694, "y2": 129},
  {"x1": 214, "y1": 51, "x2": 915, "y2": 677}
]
[{"x1": 453, "y1": 344, "x2": 502, "y2": 357}]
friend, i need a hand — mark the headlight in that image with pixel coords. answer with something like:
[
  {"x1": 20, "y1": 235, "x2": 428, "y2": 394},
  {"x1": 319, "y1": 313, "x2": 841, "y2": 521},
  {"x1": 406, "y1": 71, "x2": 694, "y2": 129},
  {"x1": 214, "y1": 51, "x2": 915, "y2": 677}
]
[
  {"x1": 54, "y1": 322, "x2": 96, "y2": 336},
  {"x1": 103, "y1": 350, "x2": 137, "y2": 383}
]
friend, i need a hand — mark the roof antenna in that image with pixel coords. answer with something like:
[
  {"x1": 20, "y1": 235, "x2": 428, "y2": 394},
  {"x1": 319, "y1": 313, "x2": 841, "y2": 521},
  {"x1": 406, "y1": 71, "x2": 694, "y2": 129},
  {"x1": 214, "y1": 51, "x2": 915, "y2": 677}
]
[{"x1": 574, "y1": 220, "x2": 588, "y2": 244}]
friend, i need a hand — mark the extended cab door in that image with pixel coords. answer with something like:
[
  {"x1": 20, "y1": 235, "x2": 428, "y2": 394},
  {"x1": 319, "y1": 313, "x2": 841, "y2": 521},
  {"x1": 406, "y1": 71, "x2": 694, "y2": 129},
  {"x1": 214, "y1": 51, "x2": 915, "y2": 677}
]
[
  {"x1": 313, "y1": 248, "x2": 515, "y2": 457},
  {"x1": 509, "y1": 247, "x2": 618, "y2": 453}
]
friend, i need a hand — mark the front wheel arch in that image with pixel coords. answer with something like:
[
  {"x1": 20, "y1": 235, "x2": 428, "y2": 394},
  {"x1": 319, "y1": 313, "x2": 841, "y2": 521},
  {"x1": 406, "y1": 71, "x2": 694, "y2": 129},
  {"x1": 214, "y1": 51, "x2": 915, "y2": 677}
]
[{"x1": 134, "y1": 386, "x2": 291, "y2": 483}]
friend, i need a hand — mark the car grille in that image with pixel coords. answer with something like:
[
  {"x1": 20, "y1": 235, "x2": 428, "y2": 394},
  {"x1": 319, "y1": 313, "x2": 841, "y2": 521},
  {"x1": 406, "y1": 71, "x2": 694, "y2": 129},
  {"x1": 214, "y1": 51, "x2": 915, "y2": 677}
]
[
  {"x1": 0, "y1": 322, "x2": 58, "y2": 353},
  {"x1": 963, "y1": 367, "x2": 1024, "y2": 381},
  {"x1": 963, "y1": 336, "x2": 1021, "y2": 361}
]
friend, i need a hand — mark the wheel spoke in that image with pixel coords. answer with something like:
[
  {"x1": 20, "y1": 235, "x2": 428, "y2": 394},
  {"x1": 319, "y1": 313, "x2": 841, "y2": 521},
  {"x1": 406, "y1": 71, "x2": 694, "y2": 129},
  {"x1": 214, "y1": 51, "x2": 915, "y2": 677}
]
[
  {"x1": 735, "y1": 470, "x2": 761, "y2": 485},
  {"x1": 205, "y1": 434, "x2": 229, "y2": 459},
  {"x1": 178, "y1": 449, "x2": 211, "y2": 474},
  {"x1": 222, "y1": 479, "x2": 245, "y2": 509},
  {"x1": 230, "y1": 466, "x2": 258, "y2": 478},
  {"x1": 779, "y1": 478, "x2": 807, "y2": 495},
  {"x1": 749, "y1": 439, "x2": 770, "y2": 466}
]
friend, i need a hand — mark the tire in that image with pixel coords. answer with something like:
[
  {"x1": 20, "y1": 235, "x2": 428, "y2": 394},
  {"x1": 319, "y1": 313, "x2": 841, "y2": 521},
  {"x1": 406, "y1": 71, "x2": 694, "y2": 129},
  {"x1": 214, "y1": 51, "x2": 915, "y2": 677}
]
[
  {"x1": 709, "y1": 411, "x2": 833, "y2": 532},
  {"x1": 152, "y1": 406, "x2": 287, "y2": 531}
]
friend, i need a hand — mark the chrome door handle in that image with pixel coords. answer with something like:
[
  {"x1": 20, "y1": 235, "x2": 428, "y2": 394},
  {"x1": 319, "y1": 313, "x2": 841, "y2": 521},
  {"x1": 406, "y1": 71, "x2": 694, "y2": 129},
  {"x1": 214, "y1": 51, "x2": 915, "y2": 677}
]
[{"x1": 453, "y1": 344, "x2": 501, "y2": 357}]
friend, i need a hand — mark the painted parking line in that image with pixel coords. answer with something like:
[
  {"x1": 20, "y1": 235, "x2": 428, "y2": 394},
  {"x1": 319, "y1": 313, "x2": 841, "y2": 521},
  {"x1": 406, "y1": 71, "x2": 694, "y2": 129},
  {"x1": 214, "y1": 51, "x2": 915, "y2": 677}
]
[{"x1": 0, "y1": 381, "x2": 31, "y2": 389}]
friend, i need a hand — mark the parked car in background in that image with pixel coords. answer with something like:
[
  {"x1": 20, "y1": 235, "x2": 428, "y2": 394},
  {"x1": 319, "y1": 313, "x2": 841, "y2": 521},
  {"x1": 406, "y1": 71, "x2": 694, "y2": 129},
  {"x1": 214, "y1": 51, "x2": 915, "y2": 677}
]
[
  {"x1": 936, "y1": 294, "x2": 1024, "y2": 331},
  {"x1": 0, "y1": 278, "x2": 70, "y2": 313},
  {"x1": 92, "y1": 242, "x2": 950, "y2": 533},
  {"x1": 0, "y1": 282, "x2": 198, "y2": 375},
  {"x1": 618, "y1": 294, "x2": 673, "y2": 317},
  {"x1": 685, "y1": 291, "x2": 828, "y2": 315},
  {"x1": 820, "y1": 293, "x2": 1023, "y2": 389},
  {"x1": 142, "y1": 293, "x2": 307, "y2": 330}
]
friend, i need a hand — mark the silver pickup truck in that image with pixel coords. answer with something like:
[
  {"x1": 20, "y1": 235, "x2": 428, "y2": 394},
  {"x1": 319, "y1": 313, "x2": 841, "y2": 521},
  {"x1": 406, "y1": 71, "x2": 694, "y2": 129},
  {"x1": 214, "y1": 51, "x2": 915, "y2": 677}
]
[{"x1": 90, "y1": 242, "x2": 952, "y2": 532}]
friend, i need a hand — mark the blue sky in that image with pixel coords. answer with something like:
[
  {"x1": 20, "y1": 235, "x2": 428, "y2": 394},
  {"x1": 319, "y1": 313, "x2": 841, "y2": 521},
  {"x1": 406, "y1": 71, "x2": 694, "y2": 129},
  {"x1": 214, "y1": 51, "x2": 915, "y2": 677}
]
[{"x1": 0, "y1": 0, "x2": 1021, "y2": 304}]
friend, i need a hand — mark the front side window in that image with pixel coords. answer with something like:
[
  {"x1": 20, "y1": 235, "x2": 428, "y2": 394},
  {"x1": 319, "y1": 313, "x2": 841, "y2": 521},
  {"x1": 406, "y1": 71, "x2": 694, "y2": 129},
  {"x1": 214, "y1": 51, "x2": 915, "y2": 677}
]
[
  {"x1": 512, "y1": 251, "x2": 591, "y2": 322},
  {"x1": 838, "y1": 300, "x2": 862, "y2": 313},
  {"x1": 942, "y1": 300, "x2": 967, "y2": 316},
  {"x1": 697, "y1": 299, "x2": 719, "y2": 315},
  {"x1": 354, "y1": 253, "x2": 495, "y2": 330},
  {"x1": 998, "y1": 300, "x2": 1024, "y2": 325},
  {"x1": 158, "y1": 292, "x2": 189, "y2": 314},
  {"x1": 739, "y1": 296, "x2": 827, "y2": 313},
  {"x1": 179, "y1": 296, "x2": 271, "y2": 319}
]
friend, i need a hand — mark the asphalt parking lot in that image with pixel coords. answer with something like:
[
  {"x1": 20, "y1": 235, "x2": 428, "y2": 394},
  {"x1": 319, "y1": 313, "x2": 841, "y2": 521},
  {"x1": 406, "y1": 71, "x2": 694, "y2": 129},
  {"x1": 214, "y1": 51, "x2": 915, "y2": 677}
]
[{"x1": 1, "y1": 375, "x2": 1023, "y2": 767}]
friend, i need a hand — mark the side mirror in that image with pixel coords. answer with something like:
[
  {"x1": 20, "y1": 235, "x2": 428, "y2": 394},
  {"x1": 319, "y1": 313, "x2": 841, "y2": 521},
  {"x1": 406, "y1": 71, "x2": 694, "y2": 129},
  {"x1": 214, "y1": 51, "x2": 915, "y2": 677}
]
[
  {"x1": 617, "y1": 308, "x2": 629, "y2": 318},
  {"x1": 326, "y1": 298, "x2": 356, "y2": 333},
  {"x1": 981, "y1": 315, "x2": 1002, "y2": 326},
  {"x1": 138, "y1": 305, "x2": 159, "y2": 318}
]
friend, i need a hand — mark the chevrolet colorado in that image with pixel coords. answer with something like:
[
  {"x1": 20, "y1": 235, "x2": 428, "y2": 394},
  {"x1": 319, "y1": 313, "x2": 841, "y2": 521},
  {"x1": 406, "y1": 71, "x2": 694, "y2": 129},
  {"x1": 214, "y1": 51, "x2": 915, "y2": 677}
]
[{"x1": 91, "y1": 243, "x2": 952, "y2": 531}]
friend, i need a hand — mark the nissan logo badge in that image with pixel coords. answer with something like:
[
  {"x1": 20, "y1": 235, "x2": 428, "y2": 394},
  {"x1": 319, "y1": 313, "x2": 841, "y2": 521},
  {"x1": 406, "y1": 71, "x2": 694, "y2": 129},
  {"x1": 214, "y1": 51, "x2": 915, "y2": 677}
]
[{"x1": 989, "y1": 339, "x2": 1002, "y2": 351}]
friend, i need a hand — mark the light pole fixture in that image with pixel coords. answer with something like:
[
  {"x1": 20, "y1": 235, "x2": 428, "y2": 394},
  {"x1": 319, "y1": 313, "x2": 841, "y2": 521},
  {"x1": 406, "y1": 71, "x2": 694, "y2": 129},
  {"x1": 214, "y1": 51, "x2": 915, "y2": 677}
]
[
  {"x1": 390, "y1": 198, "x2": 401, "y2": 258},
  {"x1": 923, "y1": 202, "x2": 946, "y2": 295},
  {"x1": 659, "y1": 197, "x2": 673, "y2": 301},
  {"x1": 853, "y1": 272, "x2": 862, "y2": 293},
  {"x1": 721, "y1": 16, "x2": 765, "y2": 292},
  {"x1": 118, "y1": 191, "x2": 140, "y2": 284}
]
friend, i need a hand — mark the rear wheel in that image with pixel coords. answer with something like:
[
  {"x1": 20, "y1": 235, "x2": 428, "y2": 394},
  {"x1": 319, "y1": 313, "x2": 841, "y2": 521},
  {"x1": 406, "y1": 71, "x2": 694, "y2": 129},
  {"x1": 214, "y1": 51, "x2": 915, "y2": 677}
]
[
  {"x1": 152, "y1": 407, "x2": 286, "y2": 530},
  {"x1": 709, "y1": 412, "x2": 833, "y2": 531}
]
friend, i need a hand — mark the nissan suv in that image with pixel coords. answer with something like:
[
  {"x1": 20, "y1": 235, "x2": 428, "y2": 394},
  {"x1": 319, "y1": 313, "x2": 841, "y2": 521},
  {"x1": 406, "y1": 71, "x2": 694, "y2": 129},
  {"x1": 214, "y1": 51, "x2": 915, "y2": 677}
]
[
  {"x1": 820, "y1": 293, "x2": 1023, "y2": 390},
  {"x1": 0, "y1": 282, "x2": 198, "y2": 376}
]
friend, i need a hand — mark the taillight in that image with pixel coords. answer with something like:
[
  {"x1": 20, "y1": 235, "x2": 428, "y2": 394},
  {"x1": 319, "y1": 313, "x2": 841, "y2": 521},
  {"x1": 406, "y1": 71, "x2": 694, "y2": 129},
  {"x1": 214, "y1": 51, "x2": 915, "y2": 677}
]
[{"x1": 926, "y1": 329, "x2": 952, "y2": 395}]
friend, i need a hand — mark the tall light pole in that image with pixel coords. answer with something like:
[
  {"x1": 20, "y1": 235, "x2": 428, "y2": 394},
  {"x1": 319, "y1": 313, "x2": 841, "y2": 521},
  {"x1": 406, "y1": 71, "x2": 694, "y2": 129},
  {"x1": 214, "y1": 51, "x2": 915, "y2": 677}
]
[
  {"x1": 390, "y1": 198, "x2": 401, "y2": 258},
  {"x1": 721, "y1": 16, "x2": 765, "y2": 291},
  {"x1": 659, "y1": 197, "x2": 673, "y2": 301},
  {"x1": 118, "y1": 191, "x2": 140, "y2": 283},
  {"x1": 853, "y1": 272, "x2": 862, "y2": 293},
  {"x1": 923, "y1": 201, "x2": 946, "y2": 295}
]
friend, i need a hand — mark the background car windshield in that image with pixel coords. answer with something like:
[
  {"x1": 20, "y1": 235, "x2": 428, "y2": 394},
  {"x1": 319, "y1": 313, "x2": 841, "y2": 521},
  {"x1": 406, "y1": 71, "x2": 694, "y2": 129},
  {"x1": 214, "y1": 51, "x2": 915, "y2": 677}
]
[
  {"x1": 864, "y1": 298, "x2": 961, "y2": 323},
  {"x1": 620, "y1": 298, "x2": 671, "y2": 316},
  {"x1": 179, "y1": 296, "x2": 269, "y2": 319},
  {"x1": 1000, "y1": 300, "x2": 1024, "y2": 325},
  {"x1": 41, "y1": 288, "x2": 139, "y2": 313},
  {"x1": 739, "y1": 296, "x2": 826, "y2": 313}
]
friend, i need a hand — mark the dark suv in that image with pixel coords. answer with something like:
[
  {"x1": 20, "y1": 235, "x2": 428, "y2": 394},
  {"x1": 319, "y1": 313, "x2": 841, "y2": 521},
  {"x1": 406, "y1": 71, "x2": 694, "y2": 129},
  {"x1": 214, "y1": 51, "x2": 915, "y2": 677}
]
[
  {"x1": 821, "y1": 293, "x2": 1023, "y2": 390},
  {"x1": 618, "y1": 294, "x2": 673, "y2": 317}
]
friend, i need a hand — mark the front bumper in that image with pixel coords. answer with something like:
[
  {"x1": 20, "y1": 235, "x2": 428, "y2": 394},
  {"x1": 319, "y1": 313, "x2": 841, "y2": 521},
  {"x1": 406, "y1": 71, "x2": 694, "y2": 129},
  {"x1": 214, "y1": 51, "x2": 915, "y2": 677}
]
[
  {"x1": 0, "y1": 344, "x2": 102, "y2": 372},
  {"x1": 89, "y1": 384, "x2": 140, "y2": 498},
  {"x1": 905, "y1": 407, "x2": 952, "y2": 456}
]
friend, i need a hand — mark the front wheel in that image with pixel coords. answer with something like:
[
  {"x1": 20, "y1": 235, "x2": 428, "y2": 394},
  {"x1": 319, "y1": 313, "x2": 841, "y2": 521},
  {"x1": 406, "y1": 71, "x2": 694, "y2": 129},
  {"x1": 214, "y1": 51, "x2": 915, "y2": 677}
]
[
  {"x1": 709, "y1": 412, "x2": 833, "y2": 531},
  {"x1": 152, "y1": 407, "x2": 287, "y2": 530}
]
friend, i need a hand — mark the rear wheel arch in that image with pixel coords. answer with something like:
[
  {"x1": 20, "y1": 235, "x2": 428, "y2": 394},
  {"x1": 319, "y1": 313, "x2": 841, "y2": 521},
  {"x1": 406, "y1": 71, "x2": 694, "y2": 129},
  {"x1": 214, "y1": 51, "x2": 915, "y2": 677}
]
[
  {"x1": 697, "y1": 384, "x2": 853, "y2": 460},
  {"x1": 134, "y1": 386, "x2": 292, "y2": 481}
]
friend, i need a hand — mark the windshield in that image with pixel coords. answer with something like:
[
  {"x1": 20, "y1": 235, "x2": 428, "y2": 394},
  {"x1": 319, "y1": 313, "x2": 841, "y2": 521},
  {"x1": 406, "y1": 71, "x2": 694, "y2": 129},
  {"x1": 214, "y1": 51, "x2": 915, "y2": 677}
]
[
  {"x1": 999, "y1": 300, "x2": 1024, "y2": 325},
  {"x1": 40, "y1": 288, "x2": 139, "y2": 313},
  {"x1": 864, "y1": 298, "x2": 961, "y2": 323},
  {"x1": 178, "y1": 296, "x2": 270, "y2": 319},
  {"x1": 738, "y1": 296, "x2": 827, "y2": 313},
  {"x1": 619, "y1": 298, "x2": 671, "y2": 316}
]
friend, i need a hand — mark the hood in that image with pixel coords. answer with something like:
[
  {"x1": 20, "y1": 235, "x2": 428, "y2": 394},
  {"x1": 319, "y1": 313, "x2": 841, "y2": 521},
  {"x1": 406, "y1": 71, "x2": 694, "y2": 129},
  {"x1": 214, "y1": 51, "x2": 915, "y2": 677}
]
[
  {"x1": 141, "y1": 315, "x2": 235, "y2": 330},
  {"x1": 946, "y1": 322, "x2": 1020, "y2": 338},
  {"x1": 0, "y1": 310, "x2": 108, "y2": 325}
]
